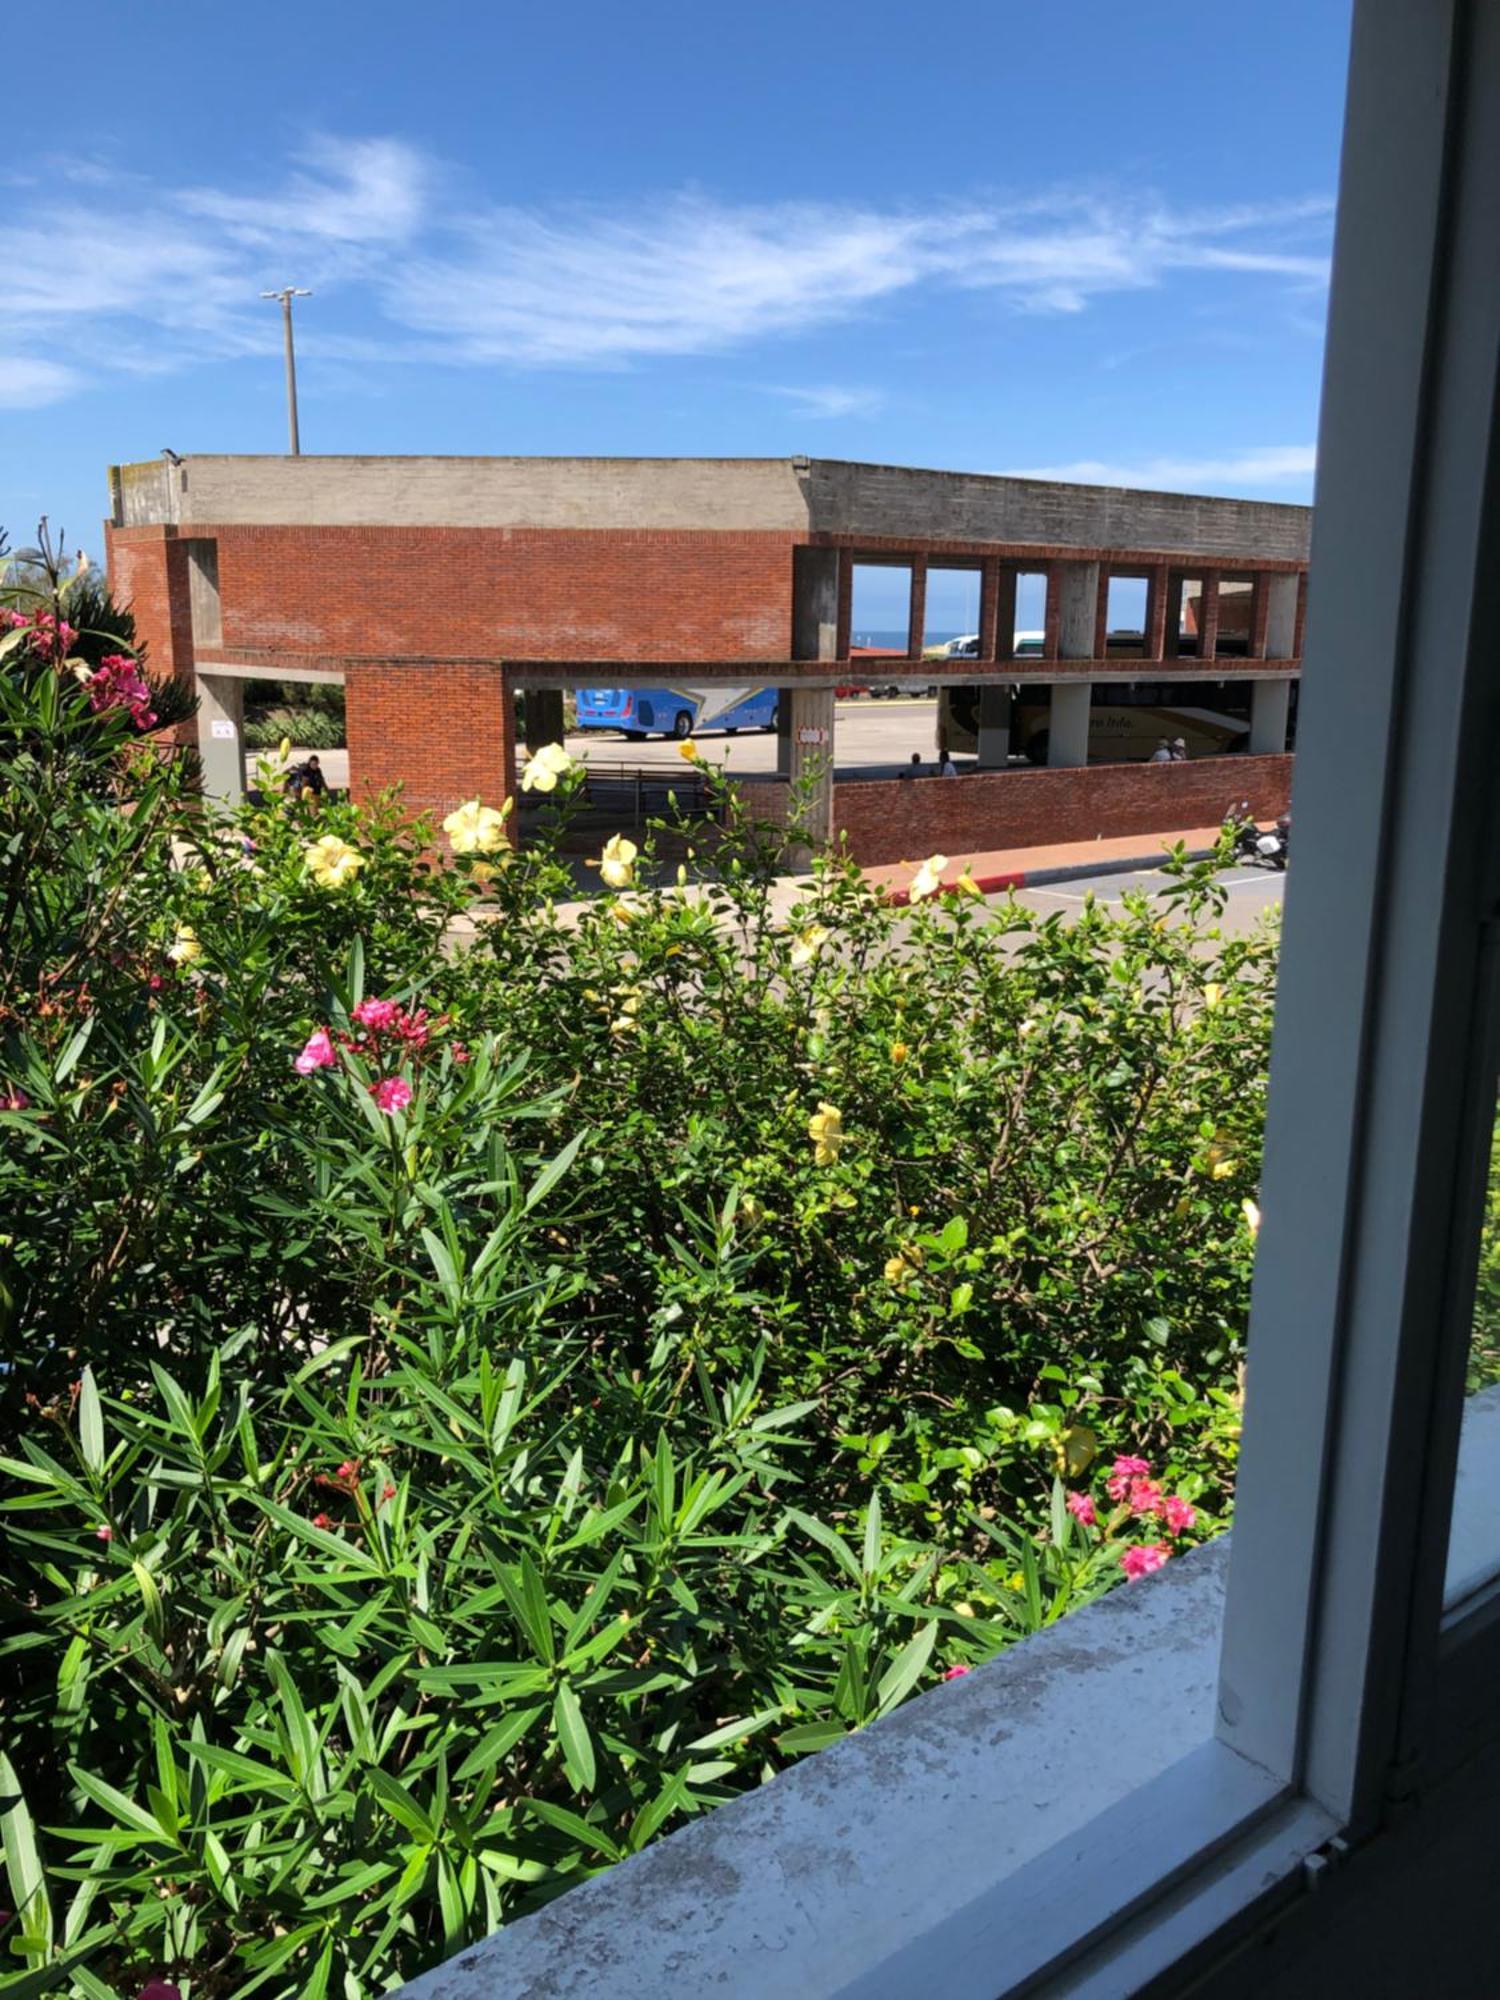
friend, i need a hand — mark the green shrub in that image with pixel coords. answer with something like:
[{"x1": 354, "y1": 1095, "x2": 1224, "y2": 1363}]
[
  {"x1": 244, "y1": 706, "x2": 344, "y2": 752},
  {"x1": 0, "y1": 538, "x2": 1271, "y2": 1995}
]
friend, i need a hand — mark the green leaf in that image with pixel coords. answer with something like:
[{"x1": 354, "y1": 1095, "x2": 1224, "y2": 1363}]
[
  {"x1": 775, "y1": 1719, "x2": 847, "y2": 1755},
  {"x1": 367, "y1": 1767, "x2": 436, "y2": 1841},
  {"x1": 523, "y1": 1128, "x2": 585, "y2": 1212},
  {"x1": 875, "y1": 1621, "x2": 938, "y2": 1716},
  {"x1": 0, "y1": 1754, "x2": 50, "y2": 1954},
  {"x1": 76, "y1": 1369, "x2": 102, "y2": 1476},
  {"x1": 552, "y1": 1680, "x2": 596, "y2": 1794},
  {"x1": 67, "y1": 1764, "x2": 173, "y2": 1841},
  {"x1": 454, "y1": 1705, "x2": 547, "y2": 1783}
]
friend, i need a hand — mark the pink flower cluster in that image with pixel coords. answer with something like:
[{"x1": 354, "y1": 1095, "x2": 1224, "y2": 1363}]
[
  {"x1": 3, "y1": 607, "x2": 77, "y2": 660},
  {"x1": 294, "y1": 996, "x2": 455, "y2": 1114},
  {"x1": 1066, "y1": 1454, "x2": 1199, "y2": 1582},
  {"x1": 85, "y1": 653, "x2": 158, "y2": 730}
]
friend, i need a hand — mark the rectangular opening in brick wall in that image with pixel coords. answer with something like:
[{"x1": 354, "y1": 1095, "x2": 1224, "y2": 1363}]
[
  {"x1": 830, "y1": 753, "x2": 1293, "y2": 869},
  {"x1": 850, "y1": 562, "x2": 911, "y2": 654},
  {"x1": 921, "y1": 566, "x2": 982, "y2": 655},
  {"x1": 1106, "y1": 574, "x2": 1148, "y2": 641},
  {"x1": 1014, "y1": 570, "x2": 1048, "y2": 650}
]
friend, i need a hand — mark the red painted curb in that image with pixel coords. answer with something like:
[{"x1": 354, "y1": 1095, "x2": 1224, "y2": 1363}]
[{"x1": 881, "y1": 869, "x2": 1025, "y2": 909}]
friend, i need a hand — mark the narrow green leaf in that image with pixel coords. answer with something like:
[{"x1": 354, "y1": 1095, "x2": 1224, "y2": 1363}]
[
  {"x1": 552, "y1": 1680, "x2": 596, "y2": 1793},
  {"x1": 876, "y1": 1622, "x2": 938, "y2": 1717},
  {"x1": 77, "y1": 1369, "x2": 103, "y2": 1476}
]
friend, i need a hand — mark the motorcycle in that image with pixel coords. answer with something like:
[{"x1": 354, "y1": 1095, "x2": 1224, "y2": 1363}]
[{"x1": 1224, "y1": 803, "x2": 1290, "y2": 871}]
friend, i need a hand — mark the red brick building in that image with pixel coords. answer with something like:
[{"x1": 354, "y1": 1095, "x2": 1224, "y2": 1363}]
[{"x1": 104, "y1": 454, "x2": 1308, "y2": 860}]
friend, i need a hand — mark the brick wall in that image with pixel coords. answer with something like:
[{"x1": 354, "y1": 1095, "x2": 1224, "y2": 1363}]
[
  {"x1": 199, "y1": 525, "x2": 796, "y2": 662},
  {"x1": 345, "y1": 661, "x2": 516, "y2": 821},
  {"x1": 829, "y1": 754, "x2": 1294, "y2": 866},
  {"x1": 104, "y1": 525, "x2": 196, "y2": 746}
]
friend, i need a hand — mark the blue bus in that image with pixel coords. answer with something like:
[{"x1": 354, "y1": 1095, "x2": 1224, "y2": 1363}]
[{"x1": 573, "y1": 685, "x2": 779, "y2": 740}]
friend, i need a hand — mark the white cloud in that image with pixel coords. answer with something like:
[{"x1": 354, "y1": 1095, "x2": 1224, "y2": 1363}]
[
  {"x1": 762, "y1": 383, "x2": 885, "y2": 419},
  {"x1": 1007, "y1": 445, "x2": 1318, "y2": 496},
  {"x1": 0, "y1": 140, "x2": 1332, "y2": 403},
  {"x1": 180, "y1": 137, "x2": 430, "y2": 248},
  {"x1": 0, "y1": 357, "x2": 83, "y2": 407}
]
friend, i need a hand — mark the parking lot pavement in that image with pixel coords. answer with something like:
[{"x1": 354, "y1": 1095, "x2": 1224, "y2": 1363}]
[{"x1": 1013, "y1": 865, "x2": 1284, "y2": 932}]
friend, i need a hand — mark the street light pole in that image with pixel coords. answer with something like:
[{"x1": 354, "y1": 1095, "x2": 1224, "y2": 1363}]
[{"x1": 260, "y1": 287, "x2": 312, "y2": 454}]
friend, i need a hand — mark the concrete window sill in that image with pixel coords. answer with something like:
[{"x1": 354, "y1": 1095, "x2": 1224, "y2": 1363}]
[{"x1": 397, "y1": 1538, "x2": 1326, "y2": 2000}]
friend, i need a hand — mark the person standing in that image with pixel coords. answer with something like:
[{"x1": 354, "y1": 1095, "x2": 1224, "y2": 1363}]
[
  {"x1": 1170, "y1": 738, "x2": 1189, "y2": 761},
  {"x1": 1149, "y1": 738, "x2": 1173, "y2": 763}
]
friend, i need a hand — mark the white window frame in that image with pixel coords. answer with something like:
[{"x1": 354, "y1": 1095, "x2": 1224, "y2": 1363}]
[{"x1": 401, "y1": 7, "x2": 1500, "y2": 1993}]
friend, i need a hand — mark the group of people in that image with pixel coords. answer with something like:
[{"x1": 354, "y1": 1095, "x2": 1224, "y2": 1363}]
[
  {"x1": 1149, "y1": 737, "x2": 1190, "y2": 763},
  {"x1": 902, "y1": 750, "x2": 960, "y2": 779}
]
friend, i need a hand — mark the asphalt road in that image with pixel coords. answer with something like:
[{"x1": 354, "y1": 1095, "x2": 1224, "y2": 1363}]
[{"x1": 1012, "y1": 863, "x2": 1284, "y2": 933}]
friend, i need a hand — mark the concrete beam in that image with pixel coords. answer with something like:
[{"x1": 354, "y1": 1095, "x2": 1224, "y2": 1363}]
[
  {"x1": 195, "y1": 674, "x2": 245, "y2": 806},
  {"x1": 976, "y1": 685, "x2": 1011, "y2": 769},
  {"x1": 522, "y1": 687, "x2": 566, "y2": 752},
  {"x1": 1056, "y1": 560, "x2": 1101, "y2": 658},
  {"x1": 1047, "y1": 682, "x2": 1092, "y2": 768},
  {"x1": 780, "y1": 687, "x2": 836, "y2": 846},
  {"x1": 1250, "y1": 678, "x2": 1293, "y2": 756},
  {"x1": 1264, "y1": 570, "x2": 1300, "y2": 659}
]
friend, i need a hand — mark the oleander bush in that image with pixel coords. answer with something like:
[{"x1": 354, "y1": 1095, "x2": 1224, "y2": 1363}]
[{"x1": 1, "y1": 536, "x2": 1271, "y2": 1997}]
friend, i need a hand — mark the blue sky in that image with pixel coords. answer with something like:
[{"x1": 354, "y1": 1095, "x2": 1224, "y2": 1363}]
[{"x1": 3, "y1": 0, "x2": 1351, "y2": 583}]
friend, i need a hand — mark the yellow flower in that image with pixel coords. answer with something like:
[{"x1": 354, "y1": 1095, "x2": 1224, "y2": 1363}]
[
  {"x1": 166, "y1": 925, "x2": 202, "y2": 965},
  {"x1": 1006, "y1": 1573, "x2": 1026, "y2": 1594},
  {"x1": 956, "y1": 870, "x2": 983, "y2": 898},
  {"x1": 442, "y1": 796, "x2": 512, "y2": 855},
  {"x1": 677, "y1": 738, "x2": 698, "y2": 761},
  {"x1": 1211, "y1": 1156, "x2": 1236, "y2": 1181},
  {"x1": 470, "y1": 857, "x2": 509, "y2": 891},
  {"x1": 520, "y1": 742, "x2": 576, "y2": 793},
  {"x1": 889, "y1": 1041, "x2": 910, "y2": 1064},
  {"x1": 789, "y1": 924, "x2": 829, "y2": 969},
  {"x1": 740, "y1": 1194, "x2": 765, "y2": 1227},
  {"x1": 955, "y1": 1600, "x2": 977, "y2": 1617},
  {"x1": 807, "y1": 1101, "x2": 844, "y2": 1166},
  {"x1": 884, "y1": 1243, "x2": 924, "y2": 1285},
  {"x1": 277, "y1": 736, "x2": 291, "y2": 762},
  {"x1": 1242, "y1": 1197, "x2": 1262, "y2": 1238},
  {"x1": 608, "y1": 898, "x2": 638, "y2": 926},
  {"x1": 1203, "y1": 982, "x2": 1223, "y2": 1010},
  {"x1": 304, "y1": 834, "x2": 364, "y2": 890},
  {"x1": 909, "y1": 854, "x2": 949, "y2": 902},
  {"x1": 1052, "y1": 1424, "x2": 1098, "y2": 1478},
  {"x1": 594, "y1": 833, "x2": 638, "y2": 890}
]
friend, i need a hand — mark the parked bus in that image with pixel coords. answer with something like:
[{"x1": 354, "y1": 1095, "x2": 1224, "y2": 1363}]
[
  {"x1": 574, "y1": 685, "x2": 779, "y2": 740},
  {"x1": 935, "y1": 630, "x2": 1278, "y2": 764}
]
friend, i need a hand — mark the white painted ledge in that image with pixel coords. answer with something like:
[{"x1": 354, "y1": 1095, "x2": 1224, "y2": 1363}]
[{"x1": 397, "y1": 1540, "x2": 1296, "y2": 2000}]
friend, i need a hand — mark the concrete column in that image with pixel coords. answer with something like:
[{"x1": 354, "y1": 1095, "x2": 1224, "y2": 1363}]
[
  {"x1": 782, "y1": 686, "x2": 836, "y2": 847},
  {"x1": 195, "y1": 673, "x2": 245, "y2": 806},
  {"x1": 1056, "y1": 560, "x2": 1100, "y2": 659},
  {"x1": 1049, "y1": 559, "x2": 1098, "y2": 768},
  {"x1": 1264, "y1": 571, "x2": 1300, "y2": 658},
  {"x1": 1249, "y1": 678, "x2": 1293, "y2": 755},
  {"x1": 523, "y1": 687, "x2": 566, "y2": 752},
  {"x1": 976, "y1": 684, "x2": 1011, "y2": 768},
  {"x1": 793, "y1": 546, "x2": 840, "y2": 661},
  {"x1": 1047, "y1": 682, "x2": 1092, "y2": 768}
]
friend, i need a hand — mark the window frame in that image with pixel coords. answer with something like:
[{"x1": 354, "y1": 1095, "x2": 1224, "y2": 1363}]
[{"x1": 404, "y1": 7, "x2": 1500, "y2": 1993}]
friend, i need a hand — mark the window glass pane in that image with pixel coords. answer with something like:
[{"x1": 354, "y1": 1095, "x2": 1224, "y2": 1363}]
[{"x1": 1445, "y1": 1087, "x2": 1500, "y2": 1608}]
